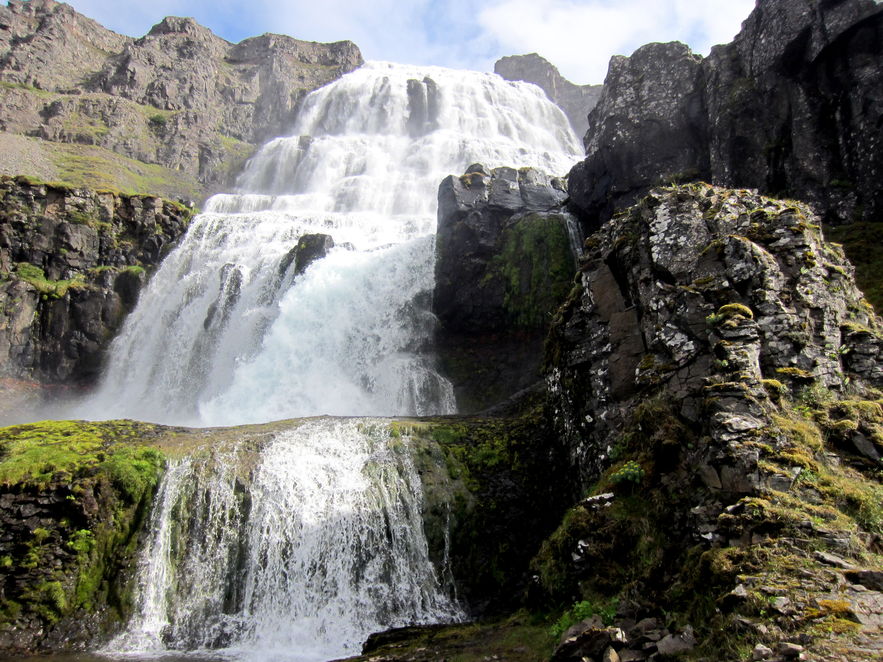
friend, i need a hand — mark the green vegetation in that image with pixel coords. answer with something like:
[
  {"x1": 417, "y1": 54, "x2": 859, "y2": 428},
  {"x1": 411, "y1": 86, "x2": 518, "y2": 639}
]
[
  {"x1": 0, "y1": 420, "x2": 166, "y2": 627},
  {"x1": 11, "y1": 262, "x2": 86, "y2": 298},
  {"x1": 549, "y1": 597, "x2": 617, "y2": 638},
  {"x1": 490, "y1": 213, "x2": 575, "y2": 328},
  {"x1": 0, "y1": 419, "x2": 163, "y2": 492}
]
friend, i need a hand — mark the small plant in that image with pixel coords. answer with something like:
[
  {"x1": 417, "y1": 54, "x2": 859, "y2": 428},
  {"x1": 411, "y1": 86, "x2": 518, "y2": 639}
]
[
  {"x1": 610, "y1": 460, "x2": 645, "y2": 485},
  {"x1": 549, "y1": 597, "x2": 617, "y2": 638}
]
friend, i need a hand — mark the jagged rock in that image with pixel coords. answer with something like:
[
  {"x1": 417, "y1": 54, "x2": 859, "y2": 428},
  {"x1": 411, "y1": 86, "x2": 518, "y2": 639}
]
[
  {"x1": 845, "y1": 570, "x2": 883, "y2": 591},
  {"x1": 433, "y1": 165, "x2": 577, "y2": 412},
  {"x1": 277, "y1": 233, "x2": 334, "y2": 280},
  {"x1": 753, "y1": 643, "x2": 774, "y2": 660},
  {"x1": 494, "y1": 53, "x2": 602, "y2": 137},
  {"x1": 552, "y1": 625, "x2": 626, "y2": 662},
  {"x1": 0, "y1": 175, "x2": 192, "y2": 390},
  {"x1": 568, "y1": 0, "x2": 883, "y2": 228},
  {"x1": 655, "y1": 626, "x2": 695, "y2": 656},
  {"x1": 0, "y1": 0, "x2": 363, "y2": 199},
  {"x1": 547, "y1": 184, "x2": 883, "y2": 482}
]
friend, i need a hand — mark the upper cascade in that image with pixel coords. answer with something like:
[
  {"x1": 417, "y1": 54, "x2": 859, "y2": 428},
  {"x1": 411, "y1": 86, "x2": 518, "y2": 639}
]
[{"x1": 72, "y1": 62, "x2": 581, "y2": 426}]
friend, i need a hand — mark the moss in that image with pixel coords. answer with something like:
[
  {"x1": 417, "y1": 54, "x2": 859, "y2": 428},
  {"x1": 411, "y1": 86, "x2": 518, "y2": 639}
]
[
  {"x1": 490, "y1": 213, "x2": 575, "y2": 329},
  {"x1": 11, "y1": 262, "x2": 86, "y2": 299},
  {"x1": 0, "y1": 420, "x2": 166, "y2": 630},
  {"x1": 0, "y1": 419, "x2": 163, "y2": 491}
]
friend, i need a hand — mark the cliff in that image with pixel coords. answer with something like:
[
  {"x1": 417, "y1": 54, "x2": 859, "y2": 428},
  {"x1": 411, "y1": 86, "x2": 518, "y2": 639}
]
[
  {"x1": 494, "y1": 53, "x2": 602, "y2": 137},
  {"x1": 0, "y1": 0, "x2": 363, "y2": 201},
  {"x1": 0, "y1": 175, "x2": 193, "y2": 411},
  {"x1": 568, "y1": 0, "x2": 883, "y2": 233},
  {"x1": 434, "y1": 164, "x2": 576, "y2": 412}
]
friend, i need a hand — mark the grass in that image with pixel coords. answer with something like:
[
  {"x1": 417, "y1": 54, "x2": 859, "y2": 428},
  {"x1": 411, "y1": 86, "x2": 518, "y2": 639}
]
[{"x1": 12, "y1": 262, "x2": 86, "y2": 298}]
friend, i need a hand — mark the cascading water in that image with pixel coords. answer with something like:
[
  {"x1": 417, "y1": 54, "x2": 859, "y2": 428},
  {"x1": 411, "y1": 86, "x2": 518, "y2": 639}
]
[
  {"x1": 74, "y1": 61, "x2": 581, "y2": 427},
  {"x1": 109, "y1": 420, "x2": 461, "y2": 661},
  {"x1": 85, "y1": 61, "x2": 581, "y2": 661}
]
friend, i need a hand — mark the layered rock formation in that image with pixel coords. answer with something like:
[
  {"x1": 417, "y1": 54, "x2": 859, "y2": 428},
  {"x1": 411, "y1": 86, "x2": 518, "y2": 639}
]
[
  {"x1": 495, "y1": 53, "x2": 602, "y2": 137},
  {"x1": 0, "y1": 0, "x2": 363, "y2": 200},
  {"x1": 539, "y1": 183, "x2": 883, "y2": 661},
  {"x1": 0, "y1": 175, "x2": 193, "y2": 398},
  {"x1": 569, "y1": 0, "x2": 883, "y2": 229},
  {"x1": 434, "y1": 164, "x2": 577, "y2": 412}
]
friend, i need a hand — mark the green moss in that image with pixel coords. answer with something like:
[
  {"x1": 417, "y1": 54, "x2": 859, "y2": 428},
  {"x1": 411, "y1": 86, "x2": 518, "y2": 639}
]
[
  {"x1": 11, "y1": 262, "x2": 86, "y2": 298},
  {"x1": 490, "y1": 213, "x2": 575, "y2": 329},
  {"x1": 0, "y1": 419, "x2": 163, "y2": 490}
]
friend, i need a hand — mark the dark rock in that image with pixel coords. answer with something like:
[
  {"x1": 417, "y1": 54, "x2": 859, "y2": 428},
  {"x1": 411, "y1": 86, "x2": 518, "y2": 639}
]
[
  {"x1": 568, "y1": 0, "x2": 883, "y2": 229},
  {"x1": 844, "y1": 570, "x2": 883, "y2": 591},
  {"x1": 434, "y1": 165, "x2": 577, "y2": 412},
  {"x1": 655, "y1": 626, "x2": 696, "y2": 656},
  {"x1": 292, "y1": 233, "x2": 334, "y2": 276},
  {"x1": 0, "y1": 176, "x2": 192, "y2": 389},
  {"x1": 552, "y1": 625, "x2": 626, "y2": 662},
  {"x1": 495, "y1": 52, "x2": 602, "y2": 137}
]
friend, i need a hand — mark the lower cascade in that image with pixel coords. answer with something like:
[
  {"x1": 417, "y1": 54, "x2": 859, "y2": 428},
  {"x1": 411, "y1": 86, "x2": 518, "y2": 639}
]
[{"x1": 109, "y1": 419, "x2": 461, "y2": 661}]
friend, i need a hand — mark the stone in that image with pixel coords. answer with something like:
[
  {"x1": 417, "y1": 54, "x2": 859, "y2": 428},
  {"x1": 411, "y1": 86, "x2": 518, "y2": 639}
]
[
  {"x1": 495, "y1": 53, "x2": 602, "y2": 137},
  {"x1": 567, "y1": 0, "x2": 883, "y2": 229},
  {"x1": 434, "y1": 165, "x2": 577, "y2": 412},
  {"x1": 844, "y1": 570, "x2": 883, "y2": 591},
  {"x1": 0, "y1": 0, "x2": 363, "y2": 199},
  {"x1": 655, "y1": 626, "x2": 696, "y2": 656},
  {"x1": 776, "y1": 642, "x2": 804, "y2": 658},
  {"x1": 601, "y1": 645, "x2": 621, "y2": 662},
  {"x1": 0, "y1": 176, "x2": 192, "y2": 390},
  {"x1": 752, "y1": 643, "x2": 773, "y2": 660}
]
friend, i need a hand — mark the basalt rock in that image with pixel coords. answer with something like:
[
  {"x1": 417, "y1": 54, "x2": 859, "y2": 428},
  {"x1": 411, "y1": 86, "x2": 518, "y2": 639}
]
[
  {"x1": 537, "y1": 184, "x2": 883, "y2": 659},
  {"x1": 494, "y1": 53, "x2": 602, "y2": 138},
  {"x1": 569, "y1": 0, "x2": 883, "y2": 230},
  {"x1": 434, "y1": 164, "x2": 577, "y2": 412},
  {"x1": 0, "y1": 175, "x2": 193, "y2": 396},
  {"x1": 0, "y1": 0, "x2": 363, "y2": 200}
]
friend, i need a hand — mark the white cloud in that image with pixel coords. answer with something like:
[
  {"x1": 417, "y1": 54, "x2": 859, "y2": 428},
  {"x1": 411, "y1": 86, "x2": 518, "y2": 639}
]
[
  {"x1": 64, "y1": 0, "x2": 756, "y2": 84},
  {"x1": 477, "y1": 0, "x2": 756, "y2": 84}
]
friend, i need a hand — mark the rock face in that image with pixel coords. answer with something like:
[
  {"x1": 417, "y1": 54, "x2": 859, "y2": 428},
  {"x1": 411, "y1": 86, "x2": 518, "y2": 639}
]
[
  {"x1": 0, "y1": 175, "x2": 193, "y2": 391},
  {"x1": 434, "y1": 164, "x2": 577, "y2": 412},
  {"x1": 549, "y1": 183, "x2": 882, "y2": 481},
  {"x1": 538, "y1": 184, "x2": 883, "y2": 659},
  {"x1": 495, "y1": 53, "x2": 602, "y2": 138},
  {"x1": 569, "y1": 0, "x2": 883, "y2": 229},
  {"x1": 0, "y1": 0, "x2": 363, "y2": 200}
]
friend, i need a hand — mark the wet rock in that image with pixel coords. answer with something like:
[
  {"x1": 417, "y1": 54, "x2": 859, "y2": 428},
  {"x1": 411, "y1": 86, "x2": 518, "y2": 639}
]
[
  {"x1": 0, "y1": 176, "x2": 192, "y2": 388},
  {"x1": 434, "y1": 165, "x2": 577, "y2": 412}
]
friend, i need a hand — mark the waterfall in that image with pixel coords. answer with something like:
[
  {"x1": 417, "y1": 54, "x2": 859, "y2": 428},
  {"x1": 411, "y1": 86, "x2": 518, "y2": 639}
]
[
  {"x1": 108, "y1": 420, "x2": 460, "y2": 661},
  {"x1": 73, "y1": 61, "x2": 581, "y2": 427},
  {"x1": 86, "y1": 62, "x2": 581, "y2": 661}
]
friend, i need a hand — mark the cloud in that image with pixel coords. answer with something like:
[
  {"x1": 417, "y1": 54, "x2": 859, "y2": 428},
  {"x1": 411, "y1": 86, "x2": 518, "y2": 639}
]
[
  {"x1": 477, "y1": 0, "x2": 756, "y2": 83},
  {"x1": 64, "y1": 0, "x2": 756, "y2": 83}
]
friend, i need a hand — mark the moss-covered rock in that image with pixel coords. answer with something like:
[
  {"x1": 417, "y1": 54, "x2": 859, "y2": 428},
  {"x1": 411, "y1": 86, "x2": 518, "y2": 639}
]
[{"x1": 0, "y1": 419, "x2": 167, "y2": 653}]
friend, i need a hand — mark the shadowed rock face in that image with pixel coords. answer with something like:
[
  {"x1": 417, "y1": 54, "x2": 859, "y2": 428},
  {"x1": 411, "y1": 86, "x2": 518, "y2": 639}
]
[
  {"x1": 569, "y1": 0, "x2": 883, "y2": 230},
  {"x1": 0, "y1": 176, "x2": 193, "y2": 392},
  {"x1": 494, "y1": 53, "x2": 602, "y2": 138},
  {"x1": 433, "y1": 164, "x2": 576, "y2": 412},
  {"x1": 0, "y1": 0, "x2": 363, "y2": 200}
]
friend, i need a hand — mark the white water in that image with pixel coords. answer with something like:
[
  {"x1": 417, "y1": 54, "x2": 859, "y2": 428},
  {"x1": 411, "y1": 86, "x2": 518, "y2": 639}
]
[
  {"x1": 108, "y1": 420, "x2": 460, "y2": 662},
  {"x1": 85, "y1": 62, "x2": 580, "y2": 661},
  {"x1": 72, "y1": 61, "x2": 581, "y2": 427}
]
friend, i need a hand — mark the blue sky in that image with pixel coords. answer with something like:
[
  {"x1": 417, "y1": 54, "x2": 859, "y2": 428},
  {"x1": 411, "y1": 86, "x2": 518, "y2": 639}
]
[{"x1": 64, "y1": 0, "x2": 756, "y2": 84}]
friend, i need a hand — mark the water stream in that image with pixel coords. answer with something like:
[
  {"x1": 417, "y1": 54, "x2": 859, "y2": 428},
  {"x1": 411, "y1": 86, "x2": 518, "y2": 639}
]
[{"x1": 66, "y1": 62, "x2": 581, "y2": 661}]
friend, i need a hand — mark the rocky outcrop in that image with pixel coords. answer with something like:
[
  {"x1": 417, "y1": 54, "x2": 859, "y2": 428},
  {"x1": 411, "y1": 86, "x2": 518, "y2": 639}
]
[
  {"x1": 0, "y1": 420, "x2": 166, "y2": 653},
  {"x1": 494, "y1": 53, "x2": 602, "y2": 137},
  {"x1": 433, "y1": 164, "x2": 577, "y2": 412},
  {"x1": 0, "y1": 0, "x2": 363, "y2": 200},
  {"x1": 569, "y1": 0, "x2": 883, "y2": 229},
  {"x1": 538, "y1": 184, "x2": 883, "y2": 660},
  {"x1": 0, "y1": 175, "x2": 193, "y2": 390}
]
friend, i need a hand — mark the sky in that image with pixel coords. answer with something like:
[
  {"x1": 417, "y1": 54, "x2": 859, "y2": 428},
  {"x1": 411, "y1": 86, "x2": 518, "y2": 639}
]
[{"x1": 63, "y1": 0, "x2": 757, "y2": 85}]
